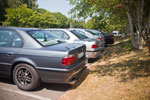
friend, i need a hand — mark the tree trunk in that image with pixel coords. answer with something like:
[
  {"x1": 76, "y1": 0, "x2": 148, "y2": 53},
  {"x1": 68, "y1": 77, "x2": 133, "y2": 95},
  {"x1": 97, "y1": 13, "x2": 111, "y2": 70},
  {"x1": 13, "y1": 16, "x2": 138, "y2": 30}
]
[
  {"x1": 136, "y1": 28, "x2": 143, "y2": 49},
  {"x1": 136, "y1": 0, "x2": 144, "y2": 49},
  {"x1": 146, "y1": 40, "x2": 150, "y2": 55},
  {"x1": 70, "y1": 21, "x2": 75, "y2": 28},
  {"x1": 126, "y1": 11, "x2": 137, "y2": 48},
  {"x1": 141, "y1": 2, "x2": 150, "y2": 55}
]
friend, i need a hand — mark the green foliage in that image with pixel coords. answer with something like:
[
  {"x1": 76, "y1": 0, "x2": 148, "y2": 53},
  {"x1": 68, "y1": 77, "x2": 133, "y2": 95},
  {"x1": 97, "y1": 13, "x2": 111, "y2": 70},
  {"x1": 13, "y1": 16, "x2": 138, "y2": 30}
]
[
  {"x1": 3, "y1": 5, "x2": 37, "y2": 27},
  {"x1": 6, "y1": 0, "x2": 38, "y2": 9},
  {"x1": 84, "y1": 15, "x2": 107, "y2": 31},
  {"x1": 37, "y1": 9, "x2": 70, "y2": 28},
  {"x1": 120, "y1": 40, "x2": 134, "y2": 52},
  {"x1": 0, "y1": 0, "x2": 8, "y2": 25},
  {"x1": 38, "y1": 12, "x2": 59, "y2": 28},
  {"x1": 2, "y1": 5, "x2": 69, "y2": 28},
  {"x1": 37, "y1": 8, "x2": 48, "y2": 13},
  {"x1": 53, "y1": 12, "x2": 69, "y2": 28},
  {"x1": 0, "y1": 0, "x2": 38, "y2": 25},
  {"x1": 72, "y1": 20, "x2": 85, "y2": 28},
  {"x1": 68, "y1": 0, "x2": 127, "y2": 32}
]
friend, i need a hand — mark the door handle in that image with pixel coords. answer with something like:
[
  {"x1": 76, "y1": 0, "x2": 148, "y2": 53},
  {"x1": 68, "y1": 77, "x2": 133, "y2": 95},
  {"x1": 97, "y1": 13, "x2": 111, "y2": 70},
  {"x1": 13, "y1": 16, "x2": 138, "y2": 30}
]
[{"x1": 7, "y1": 52, "x2": 14, "y2": 56}]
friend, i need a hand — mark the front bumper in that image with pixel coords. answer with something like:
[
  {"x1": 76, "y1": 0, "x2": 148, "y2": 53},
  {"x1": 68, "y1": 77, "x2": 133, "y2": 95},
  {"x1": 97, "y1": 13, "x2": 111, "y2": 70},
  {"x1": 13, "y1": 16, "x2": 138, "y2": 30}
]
[
  {"x1": 86, "y1": 49, "x2": 102, "y2": 58},
  {"x1": 37, "y1": 57, "x2": 87, "y2": 84}
]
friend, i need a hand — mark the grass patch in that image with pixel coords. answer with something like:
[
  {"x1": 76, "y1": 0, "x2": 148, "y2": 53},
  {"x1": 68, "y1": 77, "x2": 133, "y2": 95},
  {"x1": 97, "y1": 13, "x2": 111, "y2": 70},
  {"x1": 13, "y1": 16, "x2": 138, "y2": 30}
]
[
  {"x1": 120, "y1": 40, "x2": 134, "y2": 52},
  {"x1": 60, "y1": 39, "x2": 150, "y2": 100}
]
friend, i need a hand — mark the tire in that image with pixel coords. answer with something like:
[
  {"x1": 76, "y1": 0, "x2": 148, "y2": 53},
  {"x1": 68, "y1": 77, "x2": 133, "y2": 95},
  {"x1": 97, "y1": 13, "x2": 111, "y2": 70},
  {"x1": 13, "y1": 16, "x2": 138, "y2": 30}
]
[{"x1": 13, "y1": 63, "x2": 41, "y2": 91}]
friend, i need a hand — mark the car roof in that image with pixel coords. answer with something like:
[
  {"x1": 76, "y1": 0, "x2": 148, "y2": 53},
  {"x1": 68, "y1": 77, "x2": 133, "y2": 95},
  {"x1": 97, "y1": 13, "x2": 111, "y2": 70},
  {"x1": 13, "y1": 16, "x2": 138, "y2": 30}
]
[
  {"x1": 45, "y1": 28, "x2": 68, "y2": 30},
  {"x1": 0, "y1": 27, "x2": 40, "y2": 31}
]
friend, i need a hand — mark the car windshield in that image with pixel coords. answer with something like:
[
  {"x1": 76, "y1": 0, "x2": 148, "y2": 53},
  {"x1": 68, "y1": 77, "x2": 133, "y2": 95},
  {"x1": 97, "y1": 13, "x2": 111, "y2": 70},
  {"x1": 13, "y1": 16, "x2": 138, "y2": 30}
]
[
  {"x1": 70, "y1": 30, "x2": 88, "y2": 40},
  {"x1": 27, "y1": 30, "x2": 63, "y2": 46}
]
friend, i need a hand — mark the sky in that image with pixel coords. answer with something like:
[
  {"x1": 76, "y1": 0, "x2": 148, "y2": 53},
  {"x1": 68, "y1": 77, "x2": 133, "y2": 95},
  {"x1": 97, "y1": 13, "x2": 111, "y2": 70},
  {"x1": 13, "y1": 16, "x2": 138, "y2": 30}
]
[{"x1": 37, "y1": 0, "x2": 74, "y2": 17}]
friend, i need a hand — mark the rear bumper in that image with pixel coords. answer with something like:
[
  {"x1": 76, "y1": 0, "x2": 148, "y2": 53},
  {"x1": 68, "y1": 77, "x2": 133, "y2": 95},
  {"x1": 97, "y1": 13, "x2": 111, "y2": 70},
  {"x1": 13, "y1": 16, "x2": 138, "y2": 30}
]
[
  {"x1": 105, "y1": 39, "x2": 114, "y2": 44},
  {"x1": 86, "y1": 49, "x2": 102, "y2": 58},
  {"x1": 37, "y1": 58, "x2": 87, "y2": 84}
]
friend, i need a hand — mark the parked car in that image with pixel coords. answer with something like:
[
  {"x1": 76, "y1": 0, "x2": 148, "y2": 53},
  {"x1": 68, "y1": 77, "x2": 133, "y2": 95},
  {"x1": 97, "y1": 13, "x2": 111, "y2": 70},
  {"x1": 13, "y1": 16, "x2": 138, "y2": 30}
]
[
  {"x1": 112, "y1": 31, "x2": 120, "y2": 36},
  {"x1": 70, "y1": 28, "x2": 105, "y2": 50},
  {"x1": 46, "y1": 29, "x2": 103, "y2": 59},
  {"x1": 87, "y1": 29, "x2": 114, "y2": 45},
  {"x1": 0, "y1": 27, "x2": 87, "y2": 91}
]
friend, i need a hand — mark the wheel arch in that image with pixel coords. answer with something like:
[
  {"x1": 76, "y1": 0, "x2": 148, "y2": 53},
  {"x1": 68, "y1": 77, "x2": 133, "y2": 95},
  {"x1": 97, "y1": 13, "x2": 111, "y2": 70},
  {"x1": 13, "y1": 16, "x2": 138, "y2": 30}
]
[{"x1": 11, "y1": 57, "x2": 38, "y2": 77}]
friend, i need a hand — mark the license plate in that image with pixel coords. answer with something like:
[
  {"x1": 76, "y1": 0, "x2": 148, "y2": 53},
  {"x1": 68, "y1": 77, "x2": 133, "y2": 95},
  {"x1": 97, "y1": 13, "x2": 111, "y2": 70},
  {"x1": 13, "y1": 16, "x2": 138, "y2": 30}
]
[{"x1": 78, "y1": 52, "x2": 84, "y2": 58}]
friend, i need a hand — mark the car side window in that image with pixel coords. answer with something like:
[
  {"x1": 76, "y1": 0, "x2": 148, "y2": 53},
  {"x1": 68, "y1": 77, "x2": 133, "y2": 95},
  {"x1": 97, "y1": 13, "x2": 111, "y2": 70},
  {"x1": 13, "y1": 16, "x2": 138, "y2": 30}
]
[
  {"x1": 32, "y1": 32, "x2": 45, "y2": 42},
  {"x1": 62, "y1": 31, "x2": 69, "y2": 40},
  {"x1": 0, "y1": 30, "x2": 15, "y2": 47},
  {"x1": 12, "y1": 34, "x2": 23, "y2": 47},
  {"x1": 76, "y1": 30, "x2": 85, "y2": 36},
  {"x1": 50, "y1": 30, "x2": 63, "y2": 38},
  {"x1": 50, "y1": 30, "x2": 69, "y2": 40}
]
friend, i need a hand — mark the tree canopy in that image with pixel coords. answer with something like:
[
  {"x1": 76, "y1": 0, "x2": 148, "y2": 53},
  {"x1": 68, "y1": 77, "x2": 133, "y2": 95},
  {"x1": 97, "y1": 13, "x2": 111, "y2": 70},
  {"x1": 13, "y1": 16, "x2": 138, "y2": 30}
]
[
  {"x1": 0, "y1": 0, "x2": 38, "y2": 25},
  {"x1": 1, "y1": 4, "x2": 70, "y2": 28},
  {"x1": 68, "y1": 0, "x2": 150, "y2": 54}
]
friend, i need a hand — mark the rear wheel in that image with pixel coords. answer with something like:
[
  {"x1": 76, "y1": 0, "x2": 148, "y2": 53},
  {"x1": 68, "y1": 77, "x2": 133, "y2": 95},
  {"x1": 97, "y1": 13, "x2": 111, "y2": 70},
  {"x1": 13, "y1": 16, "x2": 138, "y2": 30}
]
[{"x1": 13, "y1": 63, "x2": 41, "y2": 91}]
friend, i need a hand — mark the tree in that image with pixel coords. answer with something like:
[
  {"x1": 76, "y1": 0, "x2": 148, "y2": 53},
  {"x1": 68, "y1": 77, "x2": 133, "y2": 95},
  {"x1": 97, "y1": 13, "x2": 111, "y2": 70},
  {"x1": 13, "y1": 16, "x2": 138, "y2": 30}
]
[
  {"x1": 38, "y1": 12, "x2": 59, "y2": 28},
  {"x1": 2, "y1": 5, "x2": 70, "y2": 28},
  {"x1": 118, "y1": 0, "x2": 150, "y2": 52},
  {"x1": 3, "y1": 5, "x2": 35, "y2": 27},
  {"x1": 85, "y1": 15, "x2": 106, "y2": 31},
  {"x1": 53, "y1": 12, "x2": 69, "y2": 28},
  {"x1": 2, "y1": 5, "x2": 58, "y2": 28},
  {"x1": 0, "y1": 0, "x2": 38, "y2": 25},
  {"x1": 6, "y1": 0, "x2": 38, "y2": 9},
  {"x1": 68, "y1": 0, "x2": 150, "y2": 54},
  {"x1": 68, "y1": 0, "x2": 127, "y2": 32},
  {"x1": 0, "y1": 0, "x2": 8, "y2": 25},
  {"x1": 37, "y1": 9, "x2": 69, "y2": 28}
]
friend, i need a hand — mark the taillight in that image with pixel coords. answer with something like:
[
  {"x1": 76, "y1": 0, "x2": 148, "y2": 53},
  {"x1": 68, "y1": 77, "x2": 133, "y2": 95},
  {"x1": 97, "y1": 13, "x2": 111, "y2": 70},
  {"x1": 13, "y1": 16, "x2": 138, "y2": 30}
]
[
  {"x1": 109, "y1": 35, "x2": 114, "y2": 39},
  {"x1": 97, "y1": 38, "x2": 103, "y2": 41},
  {"x1": 91, "y1": 44, "x2": 98, "y2": 48},
  {"x1": 62, "y1": 55, "x2": 76, "y2": 66}
]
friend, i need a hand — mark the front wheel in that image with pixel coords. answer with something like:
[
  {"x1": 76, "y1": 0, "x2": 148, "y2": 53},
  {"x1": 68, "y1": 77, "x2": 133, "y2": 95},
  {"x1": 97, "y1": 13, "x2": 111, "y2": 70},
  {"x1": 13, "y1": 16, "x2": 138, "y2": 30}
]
[{"x1": 13, "y1": 63, "x2": 41, "y2": 91}]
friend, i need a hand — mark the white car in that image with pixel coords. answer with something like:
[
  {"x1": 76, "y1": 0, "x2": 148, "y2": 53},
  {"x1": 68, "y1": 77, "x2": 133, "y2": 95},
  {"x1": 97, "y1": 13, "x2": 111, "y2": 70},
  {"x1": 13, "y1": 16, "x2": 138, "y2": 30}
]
[
  {"x1": 112, "y1": 31, "x2": 120, "y2": 36},
  {"x1": 46, "y1": 29, "x2": 103, "y2": 58},
  {"x1": 69, "y1": 28, "x2": 105, "y2": 50}
]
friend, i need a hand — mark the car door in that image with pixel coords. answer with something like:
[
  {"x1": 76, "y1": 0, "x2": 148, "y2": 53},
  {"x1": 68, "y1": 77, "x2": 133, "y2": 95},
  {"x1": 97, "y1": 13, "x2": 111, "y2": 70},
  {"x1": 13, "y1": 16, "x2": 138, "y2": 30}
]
[{"x1": 0, "y1": 30, "x2": 23, "y2": 75}]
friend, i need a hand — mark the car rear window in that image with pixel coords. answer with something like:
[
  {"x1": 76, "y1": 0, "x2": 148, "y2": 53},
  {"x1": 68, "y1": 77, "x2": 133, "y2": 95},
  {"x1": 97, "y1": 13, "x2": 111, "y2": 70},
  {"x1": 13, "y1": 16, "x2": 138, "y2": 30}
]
[
  {"x1": 27, "y1": 30, "x2": 63, "y2": 46},
  {"x1": 70, "y1": 30, "x2": 88, "y2": 40},
  {"x1": 85, "y1": 30, "x2": 99, "y2": 35}
]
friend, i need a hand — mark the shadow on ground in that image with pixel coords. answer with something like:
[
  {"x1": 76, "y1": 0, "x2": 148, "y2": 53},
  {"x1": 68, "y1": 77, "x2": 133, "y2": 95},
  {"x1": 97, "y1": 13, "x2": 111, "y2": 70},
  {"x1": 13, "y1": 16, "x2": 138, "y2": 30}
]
[
  {"x1": 88, "y1": 55, "x2": 102, "y2": 63},
  {"x1": 0, "y1": 77, "x2": 71, "y2": 92},
  {"x1": 39, "y1": 83, "x2": 71, "y2": 91},
  {"x1": 0, "y1": 68, "x2": 89, "y2": 92},
  {"x1": 90, "y1": 49, "x2": 150, "y2": 82},
  {"x1": 70, "y1": 68, "x2": 89, "y2": 89},
  {"x1": 0, "y1": 77, "x2": 14, "y2": 85}
]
